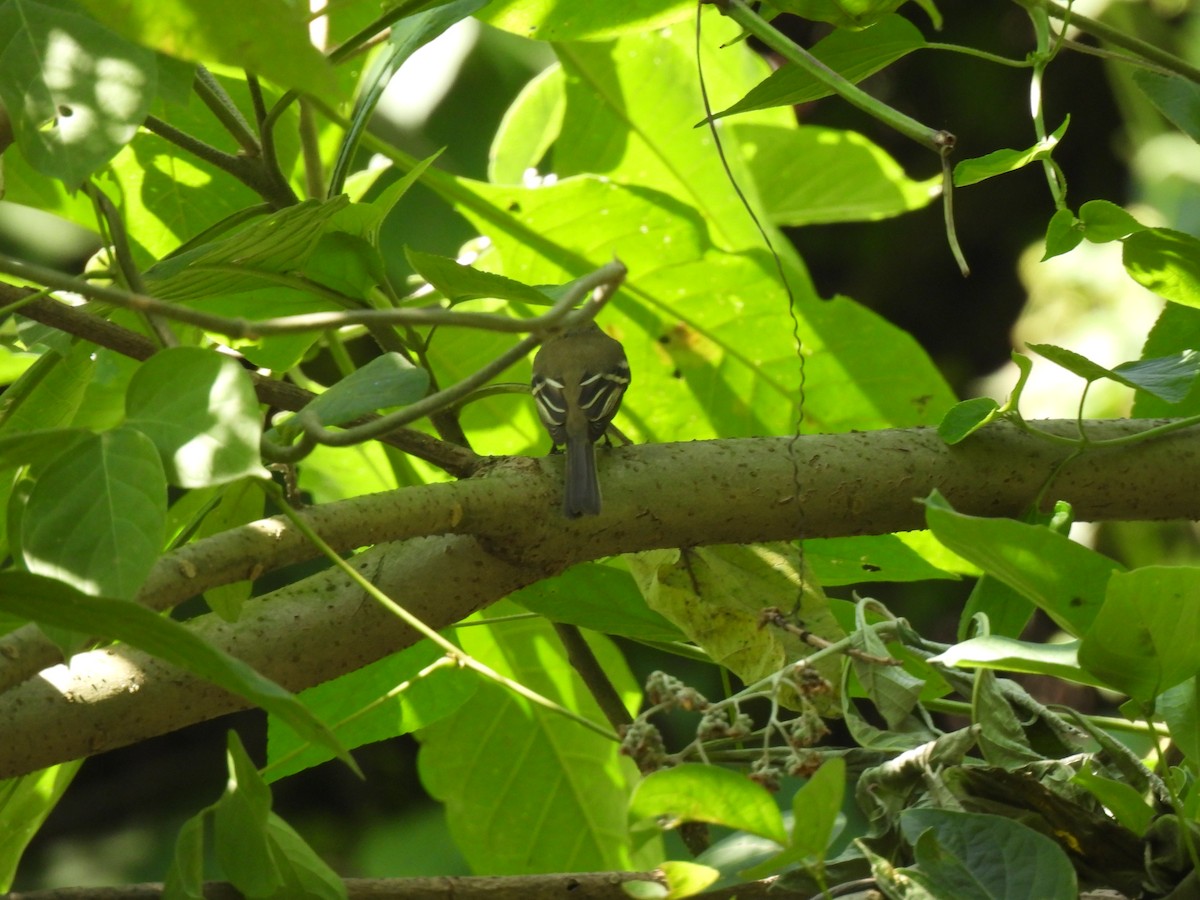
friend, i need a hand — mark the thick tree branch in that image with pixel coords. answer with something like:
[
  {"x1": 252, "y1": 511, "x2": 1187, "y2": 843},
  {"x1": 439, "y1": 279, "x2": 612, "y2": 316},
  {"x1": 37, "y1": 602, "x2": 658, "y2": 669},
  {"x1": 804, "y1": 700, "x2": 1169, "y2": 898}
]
[{"x1": 0, "y1": 418, "x2": 1198, "y2": 778}]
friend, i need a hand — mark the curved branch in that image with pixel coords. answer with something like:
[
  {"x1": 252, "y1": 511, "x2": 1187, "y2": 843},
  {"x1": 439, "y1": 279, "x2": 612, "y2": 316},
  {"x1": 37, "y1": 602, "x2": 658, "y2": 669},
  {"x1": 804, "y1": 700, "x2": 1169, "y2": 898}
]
[{"x1": 1, "y1": 418, "x2": 1199, "y2": 777}]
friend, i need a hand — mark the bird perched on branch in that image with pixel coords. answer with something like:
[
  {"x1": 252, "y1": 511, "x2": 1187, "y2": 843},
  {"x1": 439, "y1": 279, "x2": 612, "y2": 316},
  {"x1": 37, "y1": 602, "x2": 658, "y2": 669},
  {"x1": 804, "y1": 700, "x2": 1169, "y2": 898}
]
[{"x1": 531, "y1": 321, "x2": 631, "y2": 518}]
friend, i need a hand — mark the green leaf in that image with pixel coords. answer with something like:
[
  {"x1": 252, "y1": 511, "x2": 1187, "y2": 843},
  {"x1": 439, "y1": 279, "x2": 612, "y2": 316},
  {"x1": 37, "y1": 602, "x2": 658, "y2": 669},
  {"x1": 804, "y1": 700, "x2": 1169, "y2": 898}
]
[
  {"x1": 1079, "y1": 566, "x2": 1200, "y2": 702},
  {"x1": 790, "y1": 756, "x2": 845, "y2": 858},
  {"x1": 0, "y1": 572, "x2": 355, "y2": 770},
  {"x1": 628, "y1": 544, "x2": 843, "y2": 700},
  {"x1": 710, "y1": 14, "x2": 927, "y2": 119},
  {"x1": 1041, "y1": 207, "x2": 1083, "y2": 261},
  {"x1": 1133, "y1": 69, "x2": 1200, "y2": 144},
  {"x1": 1028, "y1": 342, "x2": 1200, "y2": 403},
  {"x1": 1111, "y1": 351, "x2": 1200, "y2": 403},
  {"x1": 417, "y1": 609, "x2": 648, "y2": 873},
  {"x1": 480, "y1": 0, "x2": 693, "y2": 41},
  {"x1": 405, "y1": 248, "x2": 560, "y2": 305},
  {"x1": 930, "y1": 636, "x2": 1104, "y2": 687},
  {"x1": 186, "y1": 289, "x2": 327, "y2": 371},
  {"x1": 143, "y1": 197, "x2": 350, "y2": 301},
  {"x1": 1078, "y1": 199, "x2": 1145, "y2": 243},
  {"x1": 630, "y1": 764, "x2": 788, "y2": 846},
  {"x1": 212, "y1": 731, "x2": 347, "y2": 898},
  {"x1": 924, "y1": 491, "x2": 1121, "y2": 636},
  {"x1": 1134, "y1": 302, "x2": 1200, "y2": 416},
  {"x1": 0, "y1": 429, "x2": 87, "y2": 471},
  {"x1": 1158, "y1": 678, "x2": 1200, "y2": 767},
  {"x1": 899, "y1": 808, "x2": 1078, "y2": 900},
  {"x1": 937, "y1": 397, "x2": 1000, "y2": 445},
  {"x1": 1027, "y1": 341, "x2": 1126, "y2": 382},
  {"x1": 972, "y1": 666, "x2": 1038, "y2": 767},
  {"x1": 0, "y1": 761, "x2": 82, "y2": 892},
  {"x1": 1071, "y1": 762, "x2": 1155, "y2": 835},
  {"x1": 357, "y1": 150, "x2": 444, "y2": 237},
  {"x1": 278, "y1": 353, "x2": 430, "y2": 436},
  {"x1": 489, "y1": 64, "x2": 566, "y2": 185},
  {"x1": 740, "y1": 124, "x2": 940, "y2": 225},
  {"x1": 264, "y1": 639, "x2": 478, "y2": 782},
  {"x1": 1123, "y1": 227, "x2": 1200, "y2": 307},
  {"x1": 0, "y1": 0, "x2": 156, "y2": 187},
  {"x1": 851, "y1": 597, "x2": 924, "y2": 728},
  {"x1": 741, "y1": 757, "x2": 847, "y2": 879},
  {"x1": 262, "y1": 812, "x2": 347, "y2": 899},
  {"x1": 125, "y1": 348, "x2": 268, "y2": 488},
  {"x1": 959, "y1": 574, "x2": 1035, "y2": 641},
  {"x1": 806, "y1": 533, "x2": 965, "y2": 586},
  {"x1": 509, "y1": 563, "x2": 685, "y2": 643},
  {"x1": 22, "y1": 427, "x2": 166, "y2": 600},
  {"x1": 162, "y1": 811, "x2": 206, "y2": 900},
  {"x1": 656, "y1": 861, "x2": 720, "y2": 899},
  {"x1": 76, "y1": 0, "x2": 338, "y2": 104},
  {"x1": 0, "y1": 338, "x2": 94, "y2": 436},
  {"x1": 214, "y1": 732, "x2": 281, "y2": 896},
  {"x1": 953, "y1": 117, "x2": 1069, "y2": 187}
]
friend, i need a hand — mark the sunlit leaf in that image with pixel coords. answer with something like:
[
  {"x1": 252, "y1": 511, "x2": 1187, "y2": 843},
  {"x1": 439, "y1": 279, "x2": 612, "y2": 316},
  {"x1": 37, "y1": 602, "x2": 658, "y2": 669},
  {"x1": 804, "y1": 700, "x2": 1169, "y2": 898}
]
[
  {"x1": 1123, "y1": 227, "x2": 1200, "y2": 308},
  {"x1": 630, "y1": 764, "x2": 788, "y2": 846},
  {"x1": 125, "y1": 347, "x2": 268, "y2": 488},
  {"x1": 954, "y1": 118, "x2": 1068, "y2": 187}
]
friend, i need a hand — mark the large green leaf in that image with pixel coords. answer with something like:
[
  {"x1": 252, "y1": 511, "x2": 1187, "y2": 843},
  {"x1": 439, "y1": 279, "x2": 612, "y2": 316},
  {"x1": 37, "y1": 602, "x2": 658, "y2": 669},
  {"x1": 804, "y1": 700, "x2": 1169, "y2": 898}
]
[
  {"x1": 0, "y1": 0, "x2": 157, "y2": 187},
  {"x1": 447, "y1": 174, "x2": 953, "y2": 441},
  {"x1": 0, "y1": 572, "x2": 354, "y2": 768},
  {"x1": 76, "y1": 0, "x2": 338, "y2": 103},
  {"x1": 142, "y1": 196, "x2": 350, "y2": 300},
  {"x1": 488, "y1": 64, "x2": 566, "y2": 185},
  {"x1": 509, "y1": 563, "x2": 684, "y2": 643},
  {"x1": 739, "y1": 124, "x2": 939, "y2": 225},
  {"x1": 480, "y1": 0, "x2": 693, "y2": 41},
  {"x1": 930, "y1": 636, "x2": 1104, "y2": 688},
  {"x1": 1029, "y1": 342, "x2": 1200, "y2": 404},
  {"x1": 0, "y1": 761, "x2": 83, "y2": 892},
  {"x1": 22, "y1": 427, "x2": 166, "y2": 600},
  {"x1": 125, "y1": 347, "x2": 268, "y2": 488},
  {"x1": 805, "y1": 533, "x2": 965, "y2": 586},
  {"x1": 1123, "y1": 227, "x2": 1200, "y2": 308},
  {"x1": 899, "y1": 808, "x2": 1078, "y2": 900},
  {"x1": 710, "y1": 14, "x2": 927, "y2": 120},
  {"x1": 629, "y1": 763, "x2": 788, "y2": 846},
  {"x1": 1133, "y1": 69, "x2": 1200, "y2": 144},
  {"x1": 264, "y1": 639, "x2": 478, "y2": 782},
  {"x1": 1079, "y1": 566, "x2": 1200, "y2": 702},
  {"x1": 214, "y1": 733, "x2": 347, "y2": 899},
  {"x1": 416, "y1": 607, "x2": 648, "y2": 874},
  {"x1": 924, "y1": 491, "x2": 1121, "y2": 637},
  {"x1": 1133, "y1": 302, "x2": 1200, "y2": 417},
  {"x1": 273, "y1": 352, "x2": 430, "y2": 437},
  {"x1": 437, "y1": 17, "x2": 955, "y2": 444},
  {"x1": 628, "y1": 544, "x2": 843, "y2": 696}
]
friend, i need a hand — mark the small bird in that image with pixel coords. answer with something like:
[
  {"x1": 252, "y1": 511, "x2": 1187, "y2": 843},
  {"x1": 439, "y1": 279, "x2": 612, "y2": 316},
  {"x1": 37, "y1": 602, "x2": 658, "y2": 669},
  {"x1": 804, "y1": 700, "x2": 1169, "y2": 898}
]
[{"x1": 531, "y1": 320, "x2": 631, "y2": 518}]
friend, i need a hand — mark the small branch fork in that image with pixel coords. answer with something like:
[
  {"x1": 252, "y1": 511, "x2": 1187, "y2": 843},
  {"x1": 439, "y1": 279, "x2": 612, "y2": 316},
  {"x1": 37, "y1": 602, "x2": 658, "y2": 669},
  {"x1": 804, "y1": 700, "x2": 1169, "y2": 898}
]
[{"x1": 758, "y1": 606, "x2": 901, "y2": 667}]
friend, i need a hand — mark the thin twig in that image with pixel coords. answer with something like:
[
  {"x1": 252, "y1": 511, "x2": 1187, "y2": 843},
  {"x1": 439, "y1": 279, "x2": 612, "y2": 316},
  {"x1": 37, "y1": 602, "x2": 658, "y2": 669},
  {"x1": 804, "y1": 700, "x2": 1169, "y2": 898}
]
[{"x1": 3, "y1": 286, "x2": 479, "y2": 476}]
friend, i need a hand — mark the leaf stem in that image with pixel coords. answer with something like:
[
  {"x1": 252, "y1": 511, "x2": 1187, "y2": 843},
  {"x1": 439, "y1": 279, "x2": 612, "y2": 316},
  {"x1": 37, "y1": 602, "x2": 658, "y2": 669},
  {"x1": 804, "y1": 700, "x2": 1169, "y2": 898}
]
[
  {"x1": 1021, "y1": 0, "x2": 1200, "y2": 84},
  {"x1": 192, "y1": 66, "x2": 262, "y2": 156},
  {"x1": 719, "y1": 0, "x2": 948, "y2": 151}
]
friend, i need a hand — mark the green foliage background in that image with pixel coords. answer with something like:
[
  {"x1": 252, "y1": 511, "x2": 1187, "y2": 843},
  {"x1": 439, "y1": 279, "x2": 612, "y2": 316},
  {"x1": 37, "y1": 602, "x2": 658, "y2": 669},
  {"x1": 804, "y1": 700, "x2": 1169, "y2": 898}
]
[{"x1": 2, "y1": 0, "x2": 1200, "y2": 896}]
